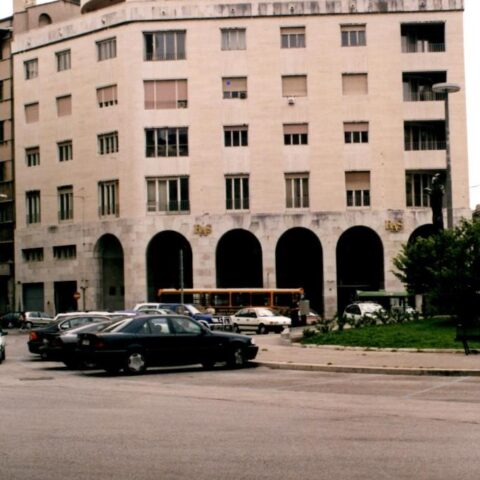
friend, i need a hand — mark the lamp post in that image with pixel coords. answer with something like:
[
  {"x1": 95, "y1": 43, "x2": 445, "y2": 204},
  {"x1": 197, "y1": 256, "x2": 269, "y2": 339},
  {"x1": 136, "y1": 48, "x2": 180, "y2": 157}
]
[{"x1": 432, "y1": 82, "x2": 461, "y2": 229}]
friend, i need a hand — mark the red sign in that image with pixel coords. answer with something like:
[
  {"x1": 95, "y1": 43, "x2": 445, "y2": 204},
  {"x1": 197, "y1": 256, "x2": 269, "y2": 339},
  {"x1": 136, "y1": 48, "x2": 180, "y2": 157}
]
[{"x1": 73, "y1": 291, "x2": 81, "y2": 300}]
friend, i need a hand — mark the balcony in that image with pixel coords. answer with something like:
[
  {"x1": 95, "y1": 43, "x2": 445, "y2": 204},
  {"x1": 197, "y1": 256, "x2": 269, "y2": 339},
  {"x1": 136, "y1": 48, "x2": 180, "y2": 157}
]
[
  {"x1": 401, "y1": 23, "x2": 445, "y2": 54},
  {"x1": 404, "y1": 121, "x2": 446, "y2": 151},
  {"x1": 403, "y1": 71, "x2": 447, "y2": 102}
]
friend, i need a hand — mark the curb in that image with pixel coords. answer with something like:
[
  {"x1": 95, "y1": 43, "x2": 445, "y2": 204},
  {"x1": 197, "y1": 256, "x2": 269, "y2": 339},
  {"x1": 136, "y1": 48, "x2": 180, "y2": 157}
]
[{"x1": 254, "y1": 361, "x2": 480, "y2": 377}]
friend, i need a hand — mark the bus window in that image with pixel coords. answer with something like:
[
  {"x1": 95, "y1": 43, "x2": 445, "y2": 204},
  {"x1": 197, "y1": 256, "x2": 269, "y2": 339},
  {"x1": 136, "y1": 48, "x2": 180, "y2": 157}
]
[
  {"x1": 232, "y1": 293, "x2": 250, "y2": 307},
  {"x1": 252, "y1": 293, "x2": 270, "y2": 306}
]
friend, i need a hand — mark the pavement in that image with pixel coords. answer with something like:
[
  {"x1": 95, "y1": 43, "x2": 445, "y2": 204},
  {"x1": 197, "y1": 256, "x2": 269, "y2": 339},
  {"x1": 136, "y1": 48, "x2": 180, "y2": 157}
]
[{"x1": 254, "y1": 328, "x2": 480, "y2": 376}]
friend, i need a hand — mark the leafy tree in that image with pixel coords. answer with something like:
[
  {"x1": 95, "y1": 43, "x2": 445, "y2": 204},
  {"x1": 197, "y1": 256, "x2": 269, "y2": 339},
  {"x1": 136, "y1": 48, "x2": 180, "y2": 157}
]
[{"x1": 393, "y1": 219, "x2": 480, "y2": 323}]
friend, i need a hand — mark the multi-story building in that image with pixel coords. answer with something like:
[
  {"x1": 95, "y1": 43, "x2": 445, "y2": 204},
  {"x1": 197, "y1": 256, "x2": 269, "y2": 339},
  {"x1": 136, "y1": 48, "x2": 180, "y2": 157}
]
[{"x1": 10, "y1": 0, "x2": 468, "y2": 316}]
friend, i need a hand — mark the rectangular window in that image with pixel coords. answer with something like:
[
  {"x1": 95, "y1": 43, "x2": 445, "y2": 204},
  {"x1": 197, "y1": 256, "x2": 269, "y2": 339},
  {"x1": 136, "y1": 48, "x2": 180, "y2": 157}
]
[
  {"x1": 342, "y1": 73, "x2": 368, "y2": 95},
  {"x1": 56, "y1": 95, "x2": 72, "y2": 117},
  {"x1": 224, "y1": 126, "x2": 248, "y2": 147},
  {"x1": 404, "y1": 121, "x2": 445, "y2": 151},
  {"x1": 98, "y1": 131, "x2": 119, "y2": 155},
  {"x1": 144, "y1": 80, "x2": 188, "y2": 109},
  {"x1": 0, "y1": 80, "x2": 4, "y2": 101},
  {"x1": 26, "y1": 147, "x2": 40, "y2": 167},
  {"x1": 145, "y1": 127, "x2": 188, "y2": 157},
  {"x1": 97, "y1": 85, "x2": 118, "y2": 108},
  {"x1": 53, "y1": 245, "x2": 77, "y2": 260},
  {"x1": 285, "y1": 174, "x2": 309, "y2": 209},
  {"x1": 346, "y1": 171, "x2": 370, "y2": 207},
  {"x1": 22, "y1": 248, "x2": 43, "y2": 262},
  {"x1": 98, "y1": 180, "x2": 119, "y2": 217},
  {"x1": 144, "y1": 31, "x2": 186, "y2": 61},
  {"x1": 58, "y1": 185, "x2": 73, "y2": 221},
  {"x1": 26, "y1": 190, "x2": 41, "y2": 224},
  {"x1": 25, "y1": 103, "x2": 39, "y2": 123},
  {"x1": 24, "y1": 59, "x2": 38, "y2": 79},
  {"x1": 341, "y1": 25, "x2": 366, "y2": 47},
  {"x1": 0, "y1": 120, "x2": 4, "y2": 142},
  {"x1": 222, "y1": 77, "x2": 247, "y2": 99},
  {"x1": 221, "y1": 28, "x2": 246, "y2": 50},
  {"x1": 146, "y1": 177, "x2": 189, "y2": 213},
  {"x1": 56, "y1": 49, "x2": 71, "y2": 72},
  {"x1": 401, "y1": 23, "x2": 445, "y2": 53},
  {"x1": 284, "y1": 124, "x2": 308, "y2": 145},
  {"x1": 226, "y1": 176, "x2": 249, "y2": 210},
  {"x1": 282, "y1": 75, "x2": 307, "y2": 97},
  {"x1": 406, "y1": 172, "x2": 441, "y2": 207},
  {"x1": 58, "y1": 140, "x2": 73, "y2": 162},
  {"x1": 344, "y1": 122, "x2": 369, "y2": 143},
  {"x1": 97, "y1": 37, "x2": 117, "y2": 61},
  {"x1": 281, "y1": 27, "x2": 305, "y2": 48}
]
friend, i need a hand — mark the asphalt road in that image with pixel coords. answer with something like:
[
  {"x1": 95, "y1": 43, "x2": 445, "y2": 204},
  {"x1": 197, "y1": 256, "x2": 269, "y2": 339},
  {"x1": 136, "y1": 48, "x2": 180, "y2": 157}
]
[{"x1": 1, "y1": 331, "x2": 480, "y2": 480}]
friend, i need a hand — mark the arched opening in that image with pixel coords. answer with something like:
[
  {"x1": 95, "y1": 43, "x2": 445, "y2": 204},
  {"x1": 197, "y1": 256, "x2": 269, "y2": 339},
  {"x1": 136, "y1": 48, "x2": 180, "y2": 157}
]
[
  {"x1": 408, "y1": 224, "x2": 436, "y2": 245},
  {"x1": 146, "y1": 231, "x2": 193, "y2": 301},
  {"x1": 38, "y1": 14, "x2": 52, "y2": 27},
  {"x1": 94, "y1": 234, "x2": 124, "y2": 311},
  {"x1": 216, "y1": 229, "x2": 263, "y2": 287},
  {"x1": 276, "y1": 227, "x2": 324, "y2": 314},
  {"x1": 336, "y1": 226, "x2": 384, "y2": 313}
]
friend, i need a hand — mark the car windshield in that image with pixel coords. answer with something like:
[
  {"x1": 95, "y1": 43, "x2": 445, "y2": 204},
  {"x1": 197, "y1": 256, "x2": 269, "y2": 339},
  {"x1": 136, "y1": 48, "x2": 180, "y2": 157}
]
[{"x1": 256, "y1": 308, "x2": 277, "y2": 317}]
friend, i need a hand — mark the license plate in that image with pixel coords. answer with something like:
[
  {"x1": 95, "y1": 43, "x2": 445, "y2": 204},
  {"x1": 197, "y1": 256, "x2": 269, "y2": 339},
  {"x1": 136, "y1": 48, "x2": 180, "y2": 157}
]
[{"x1": 81, "y1": 339, "x2": 90, "y2": 346}]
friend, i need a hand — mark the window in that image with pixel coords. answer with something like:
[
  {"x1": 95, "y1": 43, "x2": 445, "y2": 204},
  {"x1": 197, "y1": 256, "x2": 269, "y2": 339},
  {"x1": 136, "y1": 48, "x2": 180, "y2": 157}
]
[
  {"x1": 53, "y1": 245, "x2": 76, "y2": 260},
  {"x1": 221, "y1": 28, "x2": 246, "y2": 50},
  {"x1": 344, "y1": 122, "x2": 369, "y2": 143},
  {"x1": 97, "y1": 85, "x2": 118, "y2": 108},
  {"x1": 25, "y1": 103, "x2": 39, "y2": 123},
  {"x1": 0, "y1": 202, "x2": 13, "y2": 223},
  {"x1": 342, "y1": 74, "x2": 368, "y2": 95},
  {"x1": 56, "y1": 95, "x2": 72, "y2": 116},
  {"x1": 26, "y1": 190, "x2": 41, "y2": 224},
  {"x1": 285, "y1": 174, "x2": 309, "y2": 209},
  {"x1": 0, "y1": 80, "x2": 4, "y2": 101},
  {"x1": 58, "y1": 141, "x2": 73, "y2": 162},
  {"x1": 406, "y1": 171, "x2": 442, "y2": 207},
  {"x1": 146, "y1": 176, "x2": 189, "y2": 213},
  {"x1": 145, "y1": 127, "x2": 188, "y2": 157},
  {"x1": 341, "y1": 25, "x2": 366, "y2": 46},
  {"x1": 144, "y1": 80, "x2": 188, "y2": 109},
  {"x1": 222, "y1": 77, "x2": 247, "y2": 99},
  {"x1": 224, "y1": 126, "x2": 248, "y2": 147},
  {"x1": 22, "y1": 248, "x2": 43, "y2": 262},
  {"x1": 58, "y1": 185, "x2": 73, "y2": 221},
  {"x1": 0, "y1": 120, "x2": 3, "y2": 142},
  {"x1": 26, "y1": 147, "x2": 40, "y2": 167},
  {"x1": 346, "y1": 171, "x2": 370, "y2": 207},
  {"x1": 284, "y1": 124, "x2": 308, "y2": 145},
  {"x1": 404, "y1": 121, "x2": 445, "y2": 151},
  {"x1": 97, "y1": 37, "x2": 117, "y2": 61},
  {"x1": 226, "y1": 176, "x2": 249, "y2": 210},
  {"x1": 403, "y1": 72, "x2": 447, "y2": 101},
  {"x1": 98, "y1": 131, "x2": 119, "y2": 155},
  {"x1": 401, "y1": 23, "x2": 445, "y2": 53},
  {"x1": 98, "y1": 180, "x2": 119, "y2": 217},
  {"x1": 24, "y1": 59, "x2": 38, "y2": 79},
  {"x1": 56, "y1": 49, "x2": 71, "y2": 71},
  {"x1": 282, "y1": 75, "x2": 307, "y2": 97},
  {"x1": 144, "y1": 31, "x2": 186, "y2": 61},
  {"x1": 281, "y1": 27, "x2": 305, "y2": 48}
]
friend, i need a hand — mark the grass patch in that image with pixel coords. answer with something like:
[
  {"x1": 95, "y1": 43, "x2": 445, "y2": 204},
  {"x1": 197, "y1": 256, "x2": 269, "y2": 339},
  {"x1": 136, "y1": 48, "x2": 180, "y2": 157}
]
[{"x1": 302, "y1": 317, "x2": 479, "y2": 350}]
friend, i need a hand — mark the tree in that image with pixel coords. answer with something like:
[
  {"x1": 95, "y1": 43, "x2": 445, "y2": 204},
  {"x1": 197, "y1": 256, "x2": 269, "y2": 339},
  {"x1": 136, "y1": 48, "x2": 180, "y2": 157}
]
[{"x1": 393, "y1": 219, "x2": 480, "y2": 323}]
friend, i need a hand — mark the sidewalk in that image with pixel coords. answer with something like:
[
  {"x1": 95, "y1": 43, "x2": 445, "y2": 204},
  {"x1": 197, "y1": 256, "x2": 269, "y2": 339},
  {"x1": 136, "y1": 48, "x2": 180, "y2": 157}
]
[{"x1": 254, "y1": 328, "x2": 480, "y2": 376}]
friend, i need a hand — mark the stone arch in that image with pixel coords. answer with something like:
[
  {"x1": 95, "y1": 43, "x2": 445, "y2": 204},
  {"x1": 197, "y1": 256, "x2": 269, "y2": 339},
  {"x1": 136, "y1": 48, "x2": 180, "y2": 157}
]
[
  {"x1": 38, "y1": 13, "x2": 52, "y2": 27},
  {"x1": 408, "y1": 224, "x2": 436, "y2": 245}
]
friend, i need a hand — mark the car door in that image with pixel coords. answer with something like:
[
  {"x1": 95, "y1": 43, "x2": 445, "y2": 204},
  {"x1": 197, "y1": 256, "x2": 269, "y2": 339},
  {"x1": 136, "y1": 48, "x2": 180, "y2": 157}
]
[
  {"x1": 168, "y1": 316, "x2": 210, "y2": 365},
  {"x1": 139, "y1": 317, "x2": 177, "y2": 367}
]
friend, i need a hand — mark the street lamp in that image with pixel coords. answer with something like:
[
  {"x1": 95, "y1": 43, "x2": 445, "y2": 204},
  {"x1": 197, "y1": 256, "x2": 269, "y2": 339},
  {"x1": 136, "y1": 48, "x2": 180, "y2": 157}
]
[{"x1": 432, "y1": 82, "x2": 461, "y2": 229}]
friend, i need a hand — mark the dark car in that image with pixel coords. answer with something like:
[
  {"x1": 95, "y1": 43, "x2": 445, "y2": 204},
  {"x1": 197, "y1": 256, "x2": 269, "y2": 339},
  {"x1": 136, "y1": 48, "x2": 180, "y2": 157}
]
[
  {"x1": 28, "y1": 314, "x2": 112, "y2": 355},
  {"x1": 39, "y1": 320, "x2": 114, "y2": 367},
  {"x1": 0, "y1": 312, "x2": 23, "y2": 329},
  {"x1": 77, "y1": 314, "x2": 258, "y2": 375},
  {"x1": 0, "y1": 327, "x2": 7, "y2": 363}
]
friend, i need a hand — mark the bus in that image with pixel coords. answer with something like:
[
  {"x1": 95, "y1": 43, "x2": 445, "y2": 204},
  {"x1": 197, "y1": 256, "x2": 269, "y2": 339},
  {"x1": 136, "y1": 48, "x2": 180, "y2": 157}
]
[{"x1": 157, "y1": 288, "x2": 304, "y2": 316}]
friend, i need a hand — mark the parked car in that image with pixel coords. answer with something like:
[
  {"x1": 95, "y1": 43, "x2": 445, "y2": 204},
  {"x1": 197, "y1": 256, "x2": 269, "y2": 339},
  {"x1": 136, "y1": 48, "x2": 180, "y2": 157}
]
[
  {"x1": 0, "y1": 327, "x2": 7, "y2": 363},
  {"x1": 23, "y1": 311, "x2": 54, "y2": 329},
  {"x1": 77, "y1": 314, "x2": 258, "y2": 374},
  {"x1": 39, "y1": 320, "x2": 114, "y2": 367},
  {"x1": 342, "y1": 302, "x2": 386, "y2": 326},
  {"x1": 0, "y1": 312, "x2": 23, "y2": 329},
  {"x1": 135, "y1": 303, "x2": 214, "y2": 325},
  {"x1": 230, "y1": 307, "x2": 291, "y2": 334},
  {"x1": 28, "y1": 314, "x2": 113, "y2": 354}
]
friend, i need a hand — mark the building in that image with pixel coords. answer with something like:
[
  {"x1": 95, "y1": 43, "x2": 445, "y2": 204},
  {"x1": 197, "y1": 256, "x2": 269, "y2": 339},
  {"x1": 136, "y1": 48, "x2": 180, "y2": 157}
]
[{"x1": 10, "y1": 0, "x2": 468, "y2": 316}]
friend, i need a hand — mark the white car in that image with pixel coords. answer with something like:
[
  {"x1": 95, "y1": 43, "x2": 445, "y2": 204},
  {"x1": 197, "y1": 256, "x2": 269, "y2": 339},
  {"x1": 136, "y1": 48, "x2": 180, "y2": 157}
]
[
  {"x1": 231, "y1": 307, "x2": 291, "y2": 334},
  {"x1": 0, "y1": 328, "x2": 7, "y2": 363},
  {"x1": 342, "y1": 302, "x2": 386, "y2": 326}
]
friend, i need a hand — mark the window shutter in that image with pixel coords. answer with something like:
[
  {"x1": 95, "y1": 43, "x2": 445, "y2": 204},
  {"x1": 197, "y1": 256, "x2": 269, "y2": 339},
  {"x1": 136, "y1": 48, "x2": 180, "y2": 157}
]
[
  {"x1": 177, "y1": 80, "x2": 188, "y2": 102},
  {"x1": 25, "y1": 103, "x2": 39, "y2": 123},
  {"x1": 342, "y1": 74, "x2": 368, "y2": 95},
  {"x1": 344, "y1": 122, "x2": 368, "y2": 132},
  {"x1": 283, "y1": 123, "x2": 308, "y2": 134},
  {"x1": 56, "y1": 96, "x2": 72, "y2": 116},
  {"x1": 282, "y1": 76, "x2": 307, "y2": 96},
  {"x1": 144, "y1": 81, "x2": 155, "y2": 109},
  {"x1": 155, "y1": 81, "x2": 176, "y2": 109},
  {"x1": 345, "y1": 171, "x2": 370, "y2": 189}
]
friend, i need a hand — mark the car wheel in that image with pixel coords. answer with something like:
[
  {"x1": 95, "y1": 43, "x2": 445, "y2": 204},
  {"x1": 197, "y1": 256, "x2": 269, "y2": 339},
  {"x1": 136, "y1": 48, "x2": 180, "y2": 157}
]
[
  {"x1": 202, "y1": 360, "x2": 215, "y2": 370},
  {"x1": 0, "y1": 350, "x2": 4, "y2": 363},
  {"x1": 124, "y1": 351, "x2": 147, "y2": 375},
  {"x1": 63, "y1": 359, "x2": 79, "y2": 370},
  {"x1": 257, "y1": 323, "x2": 268, "y2": 335},
  {"x1": 227, "y1": 345, "x2": 246, "y2": 369},
  {"x1": 233, "y1": 324, "x2": 241, "y2": 333}
]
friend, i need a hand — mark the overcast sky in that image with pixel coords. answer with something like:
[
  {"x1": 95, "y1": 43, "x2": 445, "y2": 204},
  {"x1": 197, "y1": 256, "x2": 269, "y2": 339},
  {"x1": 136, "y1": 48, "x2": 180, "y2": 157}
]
[{"x1": 0, "y1": 0, "x2": 479, "y2": 207}]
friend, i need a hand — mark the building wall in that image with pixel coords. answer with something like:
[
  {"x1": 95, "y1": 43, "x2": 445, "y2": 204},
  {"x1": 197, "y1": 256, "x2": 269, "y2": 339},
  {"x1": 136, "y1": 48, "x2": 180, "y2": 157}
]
[{"x1": 11, "y1": 0, "x2": 469, "y2": 315}]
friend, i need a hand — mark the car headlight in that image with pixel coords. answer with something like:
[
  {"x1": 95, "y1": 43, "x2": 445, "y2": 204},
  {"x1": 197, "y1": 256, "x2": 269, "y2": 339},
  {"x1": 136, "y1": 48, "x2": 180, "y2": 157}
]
[{"x1": 250, "y1": 338, "x2": 256, "y2": 345}]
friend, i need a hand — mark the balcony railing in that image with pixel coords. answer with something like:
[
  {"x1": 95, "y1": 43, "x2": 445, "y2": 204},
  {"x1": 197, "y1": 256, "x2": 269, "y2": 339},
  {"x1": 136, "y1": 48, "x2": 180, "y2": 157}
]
[
  {"x1": 402, "y1": 43, "x2": 445, "y2": 53},
  {"x1": 403, "y1": 90, "x2": 446, "y2": 102},
  {"x1": 404, "y1": 140, "x2": 446, "y2": 151}
]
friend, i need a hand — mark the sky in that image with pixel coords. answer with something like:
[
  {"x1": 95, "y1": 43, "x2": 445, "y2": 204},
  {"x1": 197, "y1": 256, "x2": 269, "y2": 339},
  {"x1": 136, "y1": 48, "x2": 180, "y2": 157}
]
[{"x1": 0, "y1": 0, "x2": 479, "y2": 207}]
